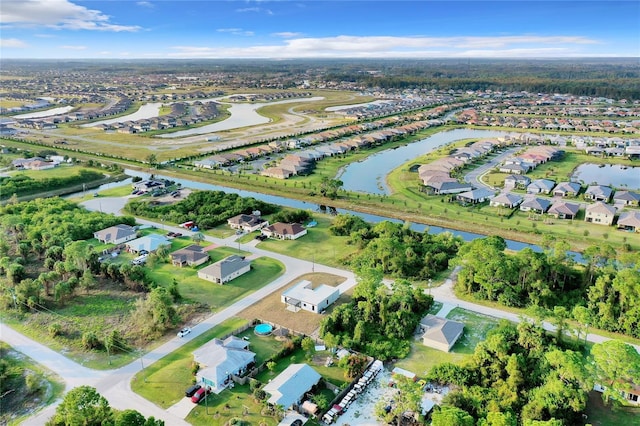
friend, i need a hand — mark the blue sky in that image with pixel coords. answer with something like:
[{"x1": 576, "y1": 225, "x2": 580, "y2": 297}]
[{"x1": 1, "y1": 1, "x2": 639, "y2": 59}]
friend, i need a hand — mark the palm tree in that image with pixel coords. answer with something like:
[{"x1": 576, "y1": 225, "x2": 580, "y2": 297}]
[{"x1": 192, "y1": 232, "x2": 205, "y2": 246}]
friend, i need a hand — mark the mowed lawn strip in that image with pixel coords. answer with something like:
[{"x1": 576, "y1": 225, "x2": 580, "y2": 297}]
[
  {"x1": 238, "y1": 272, "x2": 349, "y2": 335},
  {"x1": 131, "y1": 317, "x2": 249, "y2": 408}
]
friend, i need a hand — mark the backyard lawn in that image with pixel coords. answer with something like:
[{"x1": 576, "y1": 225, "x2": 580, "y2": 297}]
[
  {"x1": 394, "y1": 308, "x2": 499, "y2": 378},
  {"x1": 148, "y1": 251, "x2": 284, "y2": 311}
]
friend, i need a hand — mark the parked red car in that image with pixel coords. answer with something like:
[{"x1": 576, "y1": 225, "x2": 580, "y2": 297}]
[{"x1": 191, "y1": 387, "x2": 209, "y2": 403}]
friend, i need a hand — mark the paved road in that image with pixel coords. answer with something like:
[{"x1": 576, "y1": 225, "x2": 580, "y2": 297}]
[
  {"x1": 464, "y1": 147, "x2": 520, "y2": 190},
  {"x1": 2, "y1": 196, "x2": 355, "y2": 424},
  {"x1": 2, "y1": 196, "x2": 637, "y2": 424}
]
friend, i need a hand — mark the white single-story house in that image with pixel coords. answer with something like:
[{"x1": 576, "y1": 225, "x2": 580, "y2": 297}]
[
  {"x1": 197, "y1": 255, "x2": 251, "y2": 284},
  {"x1": 419, "y1": 314, "x2": 464, "y2": 352},
  {"x1": 490, "y1": 192, "x2": 522, "y2": 208},
  {"x1": 125, "y1": 234, "x2": 171, "y2": 253},
  {"x1": 527, "y1": 179, "x2": 556, "y2": 194},
  {"x1": 263, "y1": 364, "x2": 321, "y2": 410},
  {"x1": 193, "y1": 336, "x2": 256, "y2": 394},
  {"x1": 281, "y1": 280, "x2": 340, "y2": 314},
  {"x1": 227, "y1": 213, "x2": 268, "y2": 232},
  {"x1": 93, "y1": 224, "x2": 137, "y2": 245},
  {"x1": 262, "y1": 222, "x2": 307, "y2": 240},
  {"x1": 585, "y1": 202, "x2": 616, "y2": 226}
]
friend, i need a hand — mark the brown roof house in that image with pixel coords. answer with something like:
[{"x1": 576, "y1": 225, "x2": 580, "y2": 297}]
[
  {"x1": 262, "y1": 223, "x2": 307, "y2": 240},
  {"x1": 547, "y1": 201, "x2": 581, "y2": 220},
  {"x1": 170, "y1": 245, "x2": 209, "y2": 267},
  {"x1": 585, "y1": 202, "x2": 616, "y2": 226},
  {"x1": 419, "y1": 315, "x2": 464, "y2": 352},
  {"x1": 197, "y1": 255, "x2": 251, "y2": 284}
]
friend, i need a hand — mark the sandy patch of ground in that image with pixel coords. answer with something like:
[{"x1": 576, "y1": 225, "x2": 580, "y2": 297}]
[{"x1": 237, "y1": 272, "x2": 348, "y2": 337}]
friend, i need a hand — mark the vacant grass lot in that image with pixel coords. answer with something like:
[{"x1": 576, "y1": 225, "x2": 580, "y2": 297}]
[
  {"x1": 394, "y1": 308, "x2": 499, "y2": 378},
  {"x1": 238, "y1": 272, "x2": 348, "y2": 336}
]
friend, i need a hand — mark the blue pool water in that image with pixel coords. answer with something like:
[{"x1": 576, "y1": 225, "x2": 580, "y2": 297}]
[{"x1": 254, "y1": 324, "x2": 273, "y2": 335}]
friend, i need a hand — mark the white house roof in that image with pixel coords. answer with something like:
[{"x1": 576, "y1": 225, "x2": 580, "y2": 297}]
[
  {"x1": 282, "y1": 280, "x2": 339, "y2": 306},
  {"x1": 263, "y1": 364, "x2": 321, "y2": 409},
  {"x1": 125, "y1": 234, "x2": 171, "y2": 252}
]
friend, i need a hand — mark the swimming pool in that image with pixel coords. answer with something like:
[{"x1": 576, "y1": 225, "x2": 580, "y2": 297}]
[{"x1": 254, "y1": 323, "x2": 273, "y2": 336}]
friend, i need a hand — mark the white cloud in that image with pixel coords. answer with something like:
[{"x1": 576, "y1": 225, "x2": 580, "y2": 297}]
[
  {"x1": 272, "y1": 32, "x2": 302, "y2": 38},
  {"x1": 236, "y1": 7, "x2": 273, "y2": 15},
  {"x1": 168, "y1": 34, "x2": 602, "y2": 58},
  {"x1": 59, "y1": 44, "x2": 87, "y2": 50},
  {"x1": 136, "y1": 1, "x2": 154, "y2": 8},
  {"x1": 0, "y1": 0, "x2": 141, "y2": 32},
  {"x1": 0, "y1": 38, "x2": 28, "y2": 48},
  {"x1": 217, "y1": 28, "x2": 254, "y2": 36}
]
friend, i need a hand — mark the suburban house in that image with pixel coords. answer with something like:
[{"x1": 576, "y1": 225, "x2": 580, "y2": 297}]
[
  {"x1": 419, "y1": 315, "x2": 464, "y2": 352},
  {"x1": 584, "y1": 185, "x2": 613, "y2": 202},
  {"x1": 125, "y1": 234, "x2": 171, "y2": 254},
  {"x1": 547, "y1": 201, "x2": 581, "y2": 220},
  {"x1": 170, "y1": 245, "x2": 209, "y2": 267},
  {"x1": 613, "y1": 190, "x2": 640, "y2": 206},
  {"x1": 263, "y1": 364, "x2": 322, "y2": 410},
  {"x1": 552, "y1": 182, "x2": 582, "y2": 198},
  {"x1": 490, "y1": 192, "x2": 523, "y2": 208},
  {"x1": 585, "y1": 202, "x2": 616, "y2": 226},
  {"x1": 503, "y1": 175, "x2": 531, "y2": 189},
  {"x1": 227, "y1": 213, "x2": 268, "y2": 232},
  {"x1": 617, "y1": 211, "x2": 640, "y2": 232},
  {"x1": 456, "y1": 188, "x2": 494, "y2": 204},
  {"x1": 262, "y1": 222, "x2": 307, "y2": 240},
  {"x1": 93, "y1": 224, "x2": 137, "y2": 245},
  {"x1": 424, "y1": 180, "x2": 473, "y2": 195},
  {"x1": 498, "y1": 162, "x2": 530, "y2": 175},
  {"x1": 520, "y1": 197, "x2": 552, "y2": 214},
  {"x1": 197, "y1": 255, "x2": 251, "y2": 284},
  {"x1": 527, "y1": 179, "x2": 556, "y2": 194},
  {"x1": 193, "y1": 337, "x2": 256, "y2": 393},
  {"x1": 281, "y1": 280, "x2": 340, "y2": 314}
]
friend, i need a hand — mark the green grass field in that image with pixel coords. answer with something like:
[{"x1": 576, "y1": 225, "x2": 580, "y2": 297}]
[
  {"x1": 394, "y1": 308, "x2": 500, "y2": 377},
  {"x1": 148, "y1": 250, "x2": 284, "y2": 311}
]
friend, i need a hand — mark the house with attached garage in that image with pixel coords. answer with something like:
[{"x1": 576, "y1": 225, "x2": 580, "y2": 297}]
[
  {"x1": 281, "y1": 280, "x2": 340, "y2": 314},
  {"x1": 585, "y1": 202, "x2": 616, "y2": 225},
  {"x1": 93, "y1": 224, "x2": 137, "y2": 245},
  {"x1": 552, "y1": 181, "x2": 582, "y2": 198},
  {"x1": 584, "y1": 185, "x2": 613, "y2": 202},
  {"x1": 227, "y1": 213, "x2": 268, "y2": 232},
  {"x1": 527, "y1": 179, "x2": 556, "y2": 195},
  {"x1": 170, "y1": 245, "x2": 209, "y2": 267},
  {"x1": 262, "y1": 222, "x2": 307, "y2": 240},
  {"x1": 456, "y1": 188, "x2": 495, "y2": 204},
  {"x1": 125, "y1": 234, "x2": 171, "y2": 254},
  {"x1": 613, "y1": 190, "x2": 640, "y2": 207},
  {"x1": 503, "y1": 174, "x2": 531, "y2": 190},
  {"x1": 263, "y1": 364, "x2": 322, "y2": 410},
  {"x1": 193, "y1": 336, "x2": 256, "y2": 393},
  {"x1": 198, "y1": 255, "x2": 251, "y2": 284}
]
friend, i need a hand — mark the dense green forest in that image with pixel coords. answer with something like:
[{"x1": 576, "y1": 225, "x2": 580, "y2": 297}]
[
  {"x1": 332, "y1": 215, "x2": 463, "y2": 280},
  {"x1": 124, "y1": 190, "x2": 278, "y2": 229},
  {"x1": 455, "y1": 236, "x2": 640, "y2": 339},
  {"x1": 0, "y1": 169, "x2": 105, "y2": 200},
  {"x1": 320, "y1": 268, "x2": 434, "y2": 360},
  {"x1": 427, "y1": 322, "x2": 640, "y2": 425}
]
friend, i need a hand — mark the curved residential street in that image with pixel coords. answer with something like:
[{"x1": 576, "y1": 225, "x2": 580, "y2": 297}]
[{"x1": 1, "y1": 196, "x2": 638, "y2": 425}]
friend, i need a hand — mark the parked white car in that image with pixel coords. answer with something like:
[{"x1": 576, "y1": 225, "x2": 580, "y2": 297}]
[{"x1": 177, "y1": 327, "x2": 191, "y2": 338}]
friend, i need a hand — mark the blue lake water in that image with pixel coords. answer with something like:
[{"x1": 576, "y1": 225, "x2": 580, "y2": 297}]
[
  {"x1": 571, "y1": 164, "x2": 640, "y2": 190},
  {"x1": 338, "y1": 128, "x2": 509, "y2": 194}
]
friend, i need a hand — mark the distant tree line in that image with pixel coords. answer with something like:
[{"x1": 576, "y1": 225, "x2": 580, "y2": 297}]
[
  {"x1": 124, "y1": 190, "x2": 278, "y2": 229},
  {"x1": 0, "y1": 169, "x2": 105, "y2": 200},
  {"x1": 455, "y1": 236, "x2": 640, "y2": 339}
]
